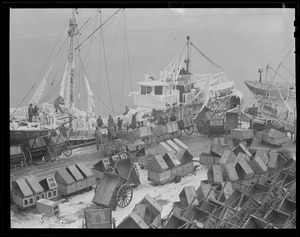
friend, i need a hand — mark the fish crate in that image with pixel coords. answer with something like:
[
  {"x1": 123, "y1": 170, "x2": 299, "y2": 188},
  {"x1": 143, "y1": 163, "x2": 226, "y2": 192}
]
[
  {"x1": 147, "y1": 154, "x2": 169, "y2": 173},
  {"x1": 200, "y1": 154, "x2": 216, "y2": 166},
  {"x1": 241, "y1": 214, "x2": 271, "y2": 229},
  {"x1": 76, "y1": 162, "x2": 96, "y2": 188},
  {"x1": 162, "y1": 214, "x2": 189, "y2": 229},
  {"x1": 115, "y1": 158, "x2": 141, "y2": 187},
  {"x1": 179, "y1": 186, "x2": 199, "y2": 207},
  {"x1": 230, "y1": 128, "x2": 254, "y2": 141},
  {"x1": 202, "y1": 140, "x2": 214, "y2": 155},
  {"x1": 116, "y1": 211, "x2": 150, "y2": 229},
  {"x1": 91, "y1": 158, "x2": 111, "y2": 181},
  {"x1": 261, "y1": 134, "x2": 289, "y2": 147},
  {"x1": 138, "y1": 154, "x2": 154, "y2": 169},
  {"x1": 264, "y1": 209, "x2": 291, "y2": 228},
  {"x1": 163, "y1": 152, "x2": 181, "y2": 169},
  {"x1": 66, "y1": 165, "x2": 87, "y2": 191},
  {"x1": 148, "y1": 169, "x2": 171, "y2": 185},
  {"x1": 25, "y1": 175, "x2": 46, "y2": 202},
  {"x1": 38, "y1": 176, "x2": 58, "y2": 200},
  {"x1": 207, "y1": 165, "x2": 224, "y2": 184},
  {"x1": 83, "y1": 207, "x2": 113, "y2": 228},
  {"x1": 11, "y1": 179, "x2": 36, "y2": 209},
  {"x1": 138, "y1": 194, "x2": 163, "y2": 222},
  {"x1": 54, "y1": 168, "x2": 77, "y2": 196},
  {"x1": 36, "y1": 198, "x2": 60, "y2": 217},
  {"x1": 235, "y1": 159, "x2": 255, "y2": 180},
  {"x1": 278, "y1": 197, "x2": 296, "y2": 215}
]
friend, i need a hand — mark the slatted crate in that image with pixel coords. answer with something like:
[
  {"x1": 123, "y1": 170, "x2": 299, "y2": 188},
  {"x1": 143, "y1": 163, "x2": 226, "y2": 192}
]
[
  {"x1": 76, "y1": 162, "x2": 96, "y2": 188},
  {"x1": 36, "y1": 198, "x2": 60, "y2": 217},
  {"x1": 54, "y1": 168, "x2": 77, "y2": 196}
]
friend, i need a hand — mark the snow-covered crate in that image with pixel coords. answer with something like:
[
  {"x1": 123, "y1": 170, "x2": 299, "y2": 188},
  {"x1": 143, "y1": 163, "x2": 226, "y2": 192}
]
[
  {"x1": 235, "y1": 159, "x2": 254, "y2": 180},
  {"x1": 36, "y1": 198, "x2": 60, "y2": 217},
  {"x1": 267, "y1": 128, "x2": 286, "y2": 139},
  {"x1": 207, "y1": 165, "x2": 224, "y2": 183}
]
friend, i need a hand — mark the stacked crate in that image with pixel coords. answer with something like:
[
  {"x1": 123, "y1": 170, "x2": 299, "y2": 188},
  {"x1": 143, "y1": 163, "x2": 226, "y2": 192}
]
[
  {"x1": 11, "y1": 179, "x2": 36, "y2": 209},
  {"x1": 76, "y1": 162, "x2": 96, "y2": 189},
  {"x1": 36, "y1": 198, "x2": 60, "y2": 217},
  {"x1": 66, "y1": 165, "x2": 87, "y2": 191},
  {"x1": 54, "y1": 168, "x2": 77, "y2": 196},
  {"x1": 261, "y1": 128, "x2": 289, "y2": 146},
  {"x1": 39, "y1": 176, "x2": 58, "y2": 200},
  {"x1": 25, "y1": 175, "x2": 46, "y2": 202}
]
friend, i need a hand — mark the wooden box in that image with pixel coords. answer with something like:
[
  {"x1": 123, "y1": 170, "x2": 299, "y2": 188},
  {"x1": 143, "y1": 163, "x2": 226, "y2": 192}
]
[
  {"x1": 262, "y1": 134, "x2": 288, "y2": 146},
  {"x1": 54, "y1": 169, "x2": 77, "y2": 195},
  {"x1": 235, "y1": 159, "x2": 254, "y2": 180},
  {"x1": 76, "y1": 162, "x2": 96, "y2": 188},
  {"x1": 254, "y1": 149, "x2": 269, "y2": 165},
  {"x1": 248, "y1": 156, "x2": 267, "y2": 175},
  {"x1": 202, "y1": 140, "x2": 213, "y2": 155},
  {"x1": 182, "y1": 162, "x2": 194, "y2": 174},
  {"x1": 236, "y1": 152, "x2": 250, "y2": 163},
  {"x1": 267, "y1": 152, "x2": 286, "y2": 169},
  {"x1": 172, "y1": 138, "x2": 189, "y2": 150},
  {"x1": 230, "y1": 128, "x2": 254, "y2": 140},
  {"x1": 200, "y1": 154, "x2": 215, "y2": 166},
  {"x1": 163, "y1": 152, "x2": 181, "y2": 169},
  {"x1": 117, "y1": 211, "x2": 150, "y2": 229},
  {"x1": 147, "y1": 154, "x2": 169, "y2": 172},
  {"x1": 25, "y1": 175, "x2": 46, "y2": 202},
  {"x1": 167, "y1": 122, "x2": 179, "y2": 133},
  {"x1": 39, "y1": 176, "x2": 58, "y2": 200},
  {"x1": 219, "y1": 150, "x2": 236, "y2": 165},
  {"x1": 179, "y1": 186, "x2": 199, "y2": 207},
  {"x1": 139, "y1": 194, "x2": 163, "y2": 219},
  {"x1": 170, "y1": 165, "x2": 183, "y2": 177},
  {"x1": 133, "y1": 204, "x2": 152, "y2": 224},
  {"x1": 83, "y1": 208, "x2": 112, "y2": 228},
  {"x1": 232, "y1": 143, "x2": 252, "y2": 157},
  {"x1": 156, "y1": 142, "x2": 175, "y2": 156},
  {"x1": 148, "y1": 169, "x2": 171, "y2": 185},
  {"x1": 211, "y1": 144, "x2": 225, "y2": 157},
  {"x1": 36, "y1": 198, "x2": 60, "y2": 217},
  {"x1": 267, "y1": 128, "x2": 286, "y2": 139},
  {"x1": 138, "y1": 154, "x2": 154, "y2": 169},
  {"x1": 115, "y1": 158, "x2": 141, "y2": 187},
  {"x1": 196, "y1": 181, "x2": 215, "y2": 200},
  {"x1": 165, "y1": 140, "x2": 180, "y2": 153},
  {"x1": 66, "y1": 165, "x2": 87, "y2": 191},
  {"x1": 221, "y1": 163, "x2": 239, "y2": 181},
  {"x1": 91, "y1": 158, "x2": 111, "y2": 180},
  {"x1": 138, "y1": 126, "x2": 152, "y2": 138},
  {"x1": 213, "y1": 137, "x2": 228, "y2": 147},
  {"x1": 11, "y1": 179, "x2": 35, "y2": 209},
  {"x1": 207, "y1": 165, "x2": 224, "y2": 183}
]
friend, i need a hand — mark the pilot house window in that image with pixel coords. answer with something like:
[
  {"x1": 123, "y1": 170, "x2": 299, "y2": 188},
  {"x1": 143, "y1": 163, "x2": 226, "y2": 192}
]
[
  {"x1": 155, "y1": 86, "x2": 163, "y2": 95},
  {"x1": 141, "y1": 86, "x2": 146, "y2": 95},
  {"x1": 147, "y1": 86, "x2": 152, "y2": 94}
]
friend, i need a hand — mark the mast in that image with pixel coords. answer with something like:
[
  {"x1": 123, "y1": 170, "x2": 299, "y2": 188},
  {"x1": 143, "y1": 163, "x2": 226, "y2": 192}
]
[
  {"x1": 185, "y1": 36, "x2": 190, "y2": 73},
  {"x1": 67, "y1": 8, "x2": 77, "y2": 108}
]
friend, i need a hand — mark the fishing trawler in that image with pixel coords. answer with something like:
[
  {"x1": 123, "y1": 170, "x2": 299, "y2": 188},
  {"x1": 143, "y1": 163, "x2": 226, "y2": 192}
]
[
  {"x1": 130, "y1": 36, "x2": 243, "y2": 122},
  {"x1": 10, "y1": 9, "x2": 125, "y2": 146},
  {"x1": 242, "y1": 43, "x2": 296, "y2": 134}
]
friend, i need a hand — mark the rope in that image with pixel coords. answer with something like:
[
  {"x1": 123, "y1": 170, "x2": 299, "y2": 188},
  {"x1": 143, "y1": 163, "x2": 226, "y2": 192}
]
[
  {"x1": 267, "y1": 65, "x2": 295, "y2": 88},
  {"x1": 75, "y1": 8, "x2": 123, "y2": 51},
  {"x1": 11, "y1": 21, "x2": 69, "y2": 116},
  {"x1": 267, "y1": 40, "x2": 294, "y2": 65},
  {"x1": 124, "y1": 10, "x2": 134, "y2": 106},
  {"x1": 280, "y1": 63, "x2": 295, "y2": 78},
  {"x1": 119, "y1": 13, "x2": 126, "y2": 112},
  {"x1": 190, "y1": 42, "x2": 225, "y2": 72}
]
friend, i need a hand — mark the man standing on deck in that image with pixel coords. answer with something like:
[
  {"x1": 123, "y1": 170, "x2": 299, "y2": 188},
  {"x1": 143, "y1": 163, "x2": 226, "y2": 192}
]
[
  {"x1": 54, "y1": 96, "x2": 64, "y2": 113},
  {"x1": 28, "y1": 104, "x2": 34, "y2": 122},
  {"x1": 117, "y1": 117, "x2": 123, "y2": 131},
  {"x1": 96, "y1": 115, "x2": 103, "y2": 129},
  {"x1": 95, "y1": 128, "x2": 103, "y2": 150}
]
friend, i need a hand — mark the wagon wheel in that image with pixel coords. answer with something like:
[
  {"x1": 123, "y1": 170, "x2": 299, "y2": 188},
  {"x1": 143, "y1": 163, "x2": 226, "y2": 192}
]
[
  {"x1": 246, "y1": 138, "x2": 253, "y2": 146},
  {"x1": 23, "y1": 148, "x2": 32, "y2": 166},
  {"x1": 184, "y1": 125, "x2": 194, "y2": 135},
  {"x1": 174, "y1": 175, "x2": 181, "y2": 183},
  {"x1": 62, "y1": 141, "x2": 72, "y2": 157},
  {"x1": 46, "y1": 144, "x2": 57, "y2": 161},
  {"x1": 143, "y1": 136, "x2": 153, "y2": 146},
  {"x1": 232, "y1": 138, "x2": 239, "y2": 147},
  {"x1": 226, "y1": 215, "x2": 241, "y2": 228},
  {"x1": 117, "y1": 184, "x2": 133, "y2": 208}
]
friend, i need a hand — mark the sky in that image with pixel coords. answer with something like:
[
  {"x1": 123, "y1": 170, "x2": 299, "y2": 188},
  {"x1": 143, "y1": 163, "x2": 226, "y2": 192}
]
[{"x1": 10, "y1": 8, "x2": 295, "y2": 117}]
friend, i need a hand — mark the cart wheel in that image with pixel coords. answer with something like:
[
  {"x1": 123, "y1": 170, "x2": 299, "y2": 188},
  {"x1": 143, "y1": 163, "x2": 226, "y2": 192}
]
[
  {"x1": 46, "y1": 144, "x2": 57, "y2": 161},
  {"x1": 24, "y1": 148, "x2": 32, "y2": 166},
  {"x1": 184, "y1": 126, "x2": 194, "y2": 135},
  {"x1": 226, "y1": 215, "x2": 241, "y2": 228},
  {"x1": 232, "y1": 138, "x2": 239, "y2": 147},
  {"x1": 62, "y1": 141, "x2": 72, "y2": 157},
  {"x1": 174, "y1": 175, "x2": 181, "y2": 183},
  {"x1": 246, "y1": 139, "x2": 253, "y2": 146},
  {"x1": 143, "y1": 136, "x2": 153, "y2": 146},
  {"x1": 117, "y1": 184, "x2": 133, "y2": 208}
]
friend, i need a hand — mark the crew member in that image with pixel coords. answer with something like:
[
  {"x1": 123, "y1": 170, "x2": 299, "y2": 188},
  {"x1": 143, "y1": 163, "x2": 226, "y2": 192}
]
[
  {"x1": 28, "y1": 104, "x2": 34, "y2": 122},
  {"x1": 131, "y1": 113, "x2": 137, "y2": 129},
  {"x1": 96, "y1": 115, "x2": 103, "y2": 129},
  {"x1": 117, "y1": 117, "x2": 123, "y2": 131},
  {"x1": 54, "y1": 96, "x2": 64, "y2": 113},
  {"x1": 95, "y1": 128, "x2": 103, "y2": 150}
]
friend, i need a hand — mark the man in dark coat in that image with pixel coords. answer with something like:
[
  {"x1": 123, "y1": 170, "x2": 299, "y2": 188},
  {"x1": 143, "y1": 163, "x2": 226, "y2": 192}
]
[
  {"x1": 131, "y1": 113, "x2": 137, "y2": 130},
  {"x1": 28, "y1": 104, "x2": 34, "y2": 122},
  {"x1": 169, "y1": 111, "x2": 177, "y2": 122},
  {"x1": 157, "y1": 117, "x2": 166, "y2": 126},
  {"x1": 117, "y1": 117, "x2": 123, "y2": 131},
  {"x1": 96, "y1": 115, "x2": 103, "y2": 129},
  {"x1": 95, "y1": 128, "x2": 103, "y2": 150},
  {"x1": 54, "y1": 96, "x2": 64, "y2": 113}
]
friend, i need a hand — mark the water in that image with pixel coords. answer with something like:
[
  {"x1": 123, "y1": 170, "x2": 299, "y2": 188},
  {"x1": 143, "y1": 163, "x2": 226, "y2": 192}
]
[{"x1": 10, "y1": 8, "x2": 295, "y2": 118}]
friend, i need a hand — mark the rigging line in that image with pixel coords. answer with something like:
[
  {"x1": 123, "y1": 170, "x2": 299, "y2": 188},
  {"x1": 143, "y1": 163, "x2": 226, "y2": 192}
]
[
  {"x1": 75, "y1": 8, "x2": 123, "y2": 51},
  {"x1": 267, "y1": 39, "x2": 294, "y2": 65},
  {"x1": 120, "y1": 12, "x2": 126, "y2": 112},
  {"x1": 124, "y1": 10, "x2": 134, "y2": 106},
  {"x1": 11, "y1": 21, "x2": 69, "y2": 116},
  {"x1": 78, "y1": 9, "x2": 99, "y2": 32},
  {"x1": 267, "y1": 65, "x2": 295, "y2": 88},
  {"x1": 100, "y1": 14, "x2": 115, "y2": 116},
  {"x1": 280, "y1": 63, "x2": 295, "y2": 78},
  {"x1": 98, "y1": 9, "x2": 102, "y2": 115},
  {"x1": 190, "y1": 42, "x2": 225, "y2": 72}
]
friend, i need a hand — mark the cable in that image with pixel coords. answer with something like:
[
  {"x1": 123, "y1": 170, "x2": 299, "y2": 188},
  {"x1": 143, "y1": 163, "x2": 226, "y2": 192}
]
[{"x1": 267, "y1": 40, "x2": 294, "y2": 66}]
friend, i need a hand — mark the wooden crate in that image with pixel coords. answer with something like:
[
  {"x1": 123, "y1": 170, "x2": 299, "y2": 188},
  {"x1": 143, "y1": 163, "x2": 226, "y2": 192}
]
[
  {"x1": 232, "y1": 143, "x2": 252, "y2": 157},
  {"x1": 25, "y1": 176, "x2": 46, "y2": 202},
  {"x1": 139, "y1": 194, "x2": 163, "y2": 218},
  {"x1": 170, "y1": 165, "x2": 183, "y2": 177},
  {"x1": 157, "y1": 142, "x2": 175, "y2": 156},
  {"x1": 202, "y1": 140, "x2": 213, "y2": 155},
  {"x1": 182, "y1": 162, "x2": 194, "y2": 174},
  {"x1": 172, "y1": 138, "x2": 189, "y2": 150},
  {"x1": 148, "y1": 169, "x2": 171, "y2": 185},
  {"x1": 38, "y1": 176, "x2": 58, "y2": 200},
  {"x1": 76, "y1": 162, "x2": 96, "y2": 188},
  {"x1": 83, "y1": 208, "x2": 112, "y2": 228},
  {"x1": 179, "y1": 186, "x2": 199, "y2": 207},
  {"x1": 235, "y1": 159, "x2": 254, "y2": 180},
  {"x1": 219, "y1": 150, "x2": 236, "y2": 165},
  {"x1": 163, "y1": 152, "x2": 181, "y2": 169},
  {"x1": 91, "y1": 158, "x2": 111, "y2": 180},
  {"x1": 248, "y1": 156, "x2": 267, "y2": 175},
  {"x1": 54, "y1": 169, "x2": 77, "y2": 195},
  {"x1": 165, "y1": 140, "x2": 180, "y2": 153},
  {"x1": 207, "y1": 165, "x2": 224, "y2": 183},
  {"x1": 147, "y1": 154, "x2": 169, "y2": 172},
  {"x1": 230, "y1": 128, "x2": 254, "y2": 140},
  {"x1": 66, "y1": 165, "x2": 87, "y2": 191},
  {"x1": 167, "y1": 122, "x2": 179, "y2": 133},
  {"x1": 254, "y1": 149, "x2": 269, "y2": 165},
  {"x1": 196, "y1": 181, "x2": 215, "y2": 200},
  {"x1": 211, "y1": 144, "x2": 225, "y2": 157},
  {"x1": 117, "y1": 211, "x2": 150, "y2": 229},
  {"x1": 115, "y1": 158, "x2": 141, "y2": 187},
  {"x1": 236, "y1": 152, "x2": 250, "y2": 163},
  {"x1": 11, "y1": 179, "x2": 35, "y2": 209},
  {"x1": 36, "y1": 198, "x2": 60, "y2": 217},
  {"x1": 221, "y1": 163, "x2": 239, "y2": 181},
  {"x1": 138, "y1": 126, "x2": 152, "y2": 138},
  {"x1": 200, "y1": 154, "x2": 215, "y2": 166},
  {"x1": 133, "y1": 204, "x2": 152, "y2": 224},
  {"x1": 262, "y1": 134, "x2": 288, "y2": 146},
  {"x1": 267, "y1": 128, "x2": 286, "y2": 139},
  {"x1": 267, "y1": 152, "x2": 286, "y2": 169}
]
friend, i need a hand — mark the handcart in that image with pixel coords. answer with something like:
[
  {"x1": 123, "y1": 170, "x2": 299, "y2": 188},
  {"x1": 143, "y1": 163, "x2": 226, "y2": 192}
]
[
  {"x1": 230, "y1": 128, "x2": 254, "y2": 147},
  {"x1": 177, "y1": 115, "x2": 195, "y2": 136},
  {"x1": 93, "y1": 158, "x2": 139, "y2": 210}
]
